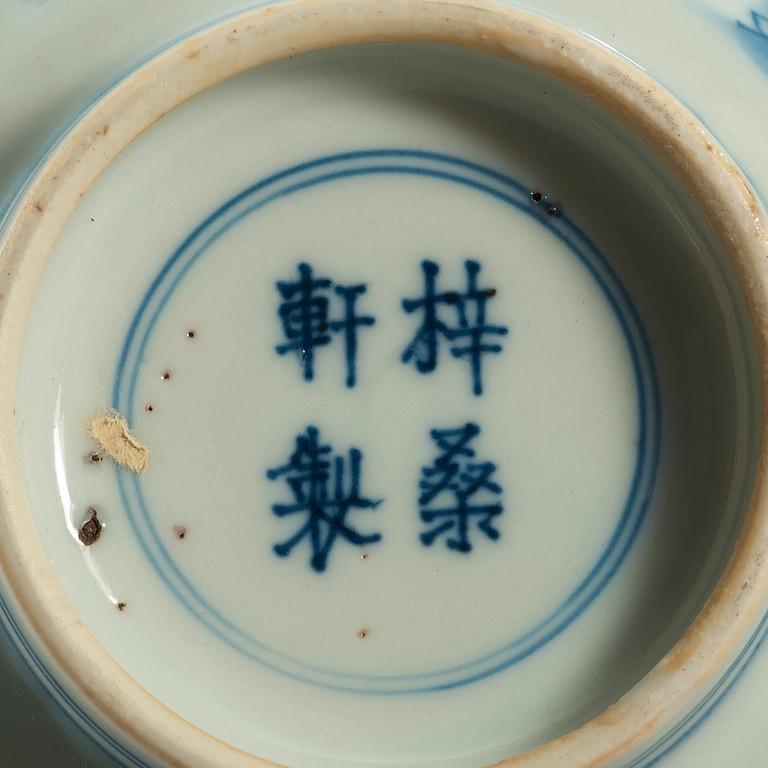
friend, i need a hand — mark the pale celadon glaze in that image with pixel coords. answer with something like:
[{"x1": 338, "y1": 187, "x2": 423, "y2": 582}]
[{"x1": 1, "y1": 2, "x2": 768, "y2": 768}]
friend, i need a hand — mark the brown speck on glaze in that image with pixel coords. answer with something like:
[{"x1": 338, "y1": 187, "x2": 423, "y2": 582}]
[
  {"x1": 117, "y1": 602, "x2": 127, "y2": 612},
  {"x1": 358, "y1": 628, "x2": 369, "y2": 639},
  {"x1": 0, "y1": 10, "x2": 759, "y2": 767},
  {"x1": 145, "y1": 403, "x2": 154, "y2": 413},
  {"x1": 87, "y1": 452, "x2": 103, "y2": 465},
  {"x1": 361, "y1": 552, "x2": 369, "y2": 560},
  {"x1": 34, "y1": 203, "x2": 43, "y2": 213},
  {"x1": 78, "y1": 507, "x2": 102, "y2": 546},
  {"x1": 173, "y1": 525, "x2": 187, "y2": 540},
  {"x1": 530, "y1": 191, "x2": 543, "y2": 202},
  {"x1": 547, "y1": 205, "x2": 559, "y2": 216},
  {"x1": 97, "y1": 125, "x2": 110, "y2": 136},
  {"x1": 185, "y1": 48, "x2": 201, "y2": 59},
  {"x1": 186, "y1": 329, "x2": 196, "y2": 339},
  {"x1": 161, "y1": 370, "x2": 172, "y2": 381}
]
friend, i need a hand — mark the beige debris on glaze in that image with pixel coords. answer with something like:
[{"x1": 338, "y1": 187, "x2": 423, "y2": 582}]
[{"x1": 88, "y1": 411, "x2": 149, "y2": 472}]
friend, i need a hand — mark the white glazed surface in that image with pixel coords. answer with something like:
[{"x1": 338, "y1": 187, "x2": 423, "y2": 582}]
[
  {"x1": 12, "y1": 41, "x2": 757, "y2": 766},
  {"x1": 1, "y1": 1, "x2": 768, "y2": 768}
]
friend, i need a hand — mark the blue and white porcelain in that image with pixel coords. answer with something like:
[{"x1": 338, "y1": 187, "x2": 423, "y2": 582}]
[{"x1": 1, "y1": 1, "x2": 768, "y2": 766}]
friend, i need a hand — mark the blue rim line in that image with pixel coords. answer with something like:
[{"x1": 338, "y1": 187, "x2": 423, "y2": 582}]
[
  {"x1": 3, "y1": 578, "x2": 768, "y2": 768},
  {"x1": 0, "y1": 2, "x2": 763, "y2": 764},
  {"x1": 0, "y1": 594, "x2": 150, "y2": 768}
]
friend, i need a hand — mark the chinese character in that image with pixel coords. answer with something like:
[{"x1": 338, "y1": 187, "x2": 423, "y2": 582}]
[
  {"x1": 401, "y1": 260, "x2": 508, "y2": 395},
  {"x1": 267, "y1": 426, "x2": 383, "y2": 572},
  {"x1": 418, "y1": 422, "x2": 503, "y2": 553},
  {"x1": 275, "y1": 263, "x2": 375, "y2": 388}
]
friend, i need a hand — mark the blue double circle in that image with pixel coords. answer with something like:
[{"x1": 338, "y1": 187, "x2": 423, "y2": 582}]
[{"x1": 112, "y1": 149, "x2": 660, "y2": 693}]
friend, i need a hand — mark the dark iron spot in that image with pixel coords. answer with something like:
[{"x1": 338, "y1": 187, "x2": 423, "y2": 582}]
[{"x1": 78, "y1": 508, "x2": 102, "y2": 546}]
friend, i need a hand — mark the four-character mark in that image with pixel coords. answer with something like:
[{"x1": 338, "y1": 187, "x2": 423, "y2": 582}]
[{"x1": 98, "y1": 255, "x2": 511, "y2": 573}]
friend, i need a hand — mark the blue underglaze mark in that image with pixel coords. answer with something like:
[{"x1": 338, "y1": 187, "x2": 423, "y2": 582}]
[
  {"x1": 112, "y1": 149, "x2": 659, "y2": 693},
  {"x1": 738, "y1": 9, "x2": 768, "y2": 73},
  {"x1": 402, "y1": 259, "x2": 508, "y2": 396},
  {"x1": 275, "y1": 263, "x2": 332, "y2": 381},
  {"x1": 267, "y1": 426, "x2": 382, "y2": 572},
  {"x1": 419, "y1": 422, "x2": 503, "y2": 552},
  {"x1": 275, "y1": 263, "x2": 374, "y2": 388},
  {"x1": 0, "y1": 3, "x2": 762, "y2": 758},
  {"x1": 332, "y1": 284, "x2": 375, "y2": 388}
]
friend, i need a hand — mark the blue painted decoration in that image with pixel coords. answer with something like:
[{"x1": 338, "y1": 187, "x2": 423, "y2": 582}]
[
  {"x1": 0, "y1": 0, "x2": 756, "y2": 754},
  {"x1": 331, "y1": 283, "x2": 375, "y2": 388},
  {"x1": 114, "y1": 149, "x2": 659, "y2": 693},
  {"x1": 739, "y1": 9, "x2": 768, "y2": 40},
  {"x1": 738, "y1": 9, "x2": 768, "y2": 73},
  {"x1": 419, "y1": 423, "x2": 503, "y2": 552},
  {"x1": 275, "y1": 263, "x2": 375, "y2": 388},
  {"x1": 267, "y1": 425, "x2": 382, "y2": 572},
  {"x1": 402, "y1": 259, "x2": 508, "y2": 395}
]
